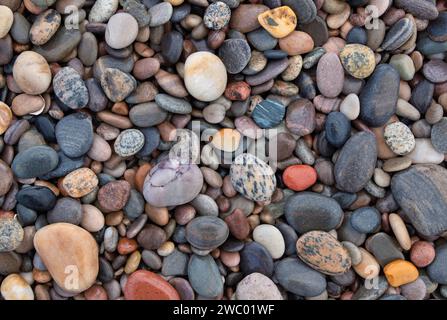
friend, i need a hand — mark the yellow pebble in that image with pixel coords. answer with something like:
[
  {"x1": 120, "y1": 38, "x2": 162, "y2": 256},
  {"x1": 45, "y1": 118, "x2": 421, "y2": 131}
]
[
  {"x1": 258, "y1": 6, "x2": 297, "y2": 39},
  {"x1": 384, "y1": 259, "x2": 419, "y2": 287},
  {"x1": 124, "y1": 251, "x2": 141, "y2": 274}
]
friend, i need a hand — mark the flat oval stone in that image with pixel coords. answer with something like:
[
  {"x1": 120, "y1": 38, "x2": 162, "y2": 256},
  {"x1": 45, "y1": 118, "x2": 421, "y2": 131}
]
[
  {"x1": 155, "y1": 94, "x2": 192, "y2": 114},
  {"x1": 129, "y1": 102, "x2": 167, "y2": 127},
  {"x1": 204, "y1": 1, "x2": 231, "y2": 30},
  {"x1": 137, "y1": 225, "x2": 167, "y2": 250},
  {"x1": 218, "y1": 39, "x2": 251, "y2": 74},
  {"x1": 34, "y1": 223, "x2": 99, "y2": 293},
  {"x1": 427, "y1": 244, "x2": 447, "y2": 284},
  {"x1": 10, "y1": 13, "x2": 30, "y2": 45},
  {"x1": 235, "y1": 273, "x2": 283, "y2": 300},
  {"x1": 252, "y1": 99, "x2": 285, "y2": 129},
  {"x1": 258, "y1": 6, "x2": 297, "y2": 39},
  {"x1": 16, "y1": 186, "x2": 56, "y2": 212},
  {"x1": 29, "y1": 9, "x2": 61, "y2": 45},
  {"x1": 428, "y1": 12, "x2": 447, "y2": 42},
  {"x1": 285, "y1": 99, "x2": 315, "y2": 136},
  {"x1": 316, "y1": 52, "x2": 344, "y2": 98},
  {"x1": 188, "y1": 254, "x2": 223, "y2": 298},
  {"x1": 334, "y1": 132, "x2": 377, "y2": 193},
  {"x1": 325, "y1": 111, "x2": 351, "y2": 147},
  {"x1": 297, "y1": 231, "x2": 351, "y2": 276},
  {"x1": 253, "y1": 224, "x2": 285, "y2": 259},
  {"x1": 143, "y1": 158, "x2": 203, "y2": 207},
  {"x1": 124, "y1": 270, "x2": 180, "y2": 300},
  {"x1": 410, "y1": 79, "x2": 434, "y2": 114},
  {"x1": 230, "y1": 4, "x2": 268, "y2": 33},
  {"x1": 245, "y1": 57, "x2": 289, "y2": 86},
  {"x1": 0, "y1": 159, "x2": 12, "y2": 197},
  {"x1": 230, "y1": 153, "x2": 276, "y2": 202},
  {"x1": 379, "y1": 17, "x2": 414, "y2": 51},
  {"x1": 89, "y1": 0, "x2": 119, "y2": 23},
  {"x1": 359, "y1": 64, "x2": 400, "y2": 127},
  {"x1": 422, "y1": 60, "x2": 447, "y2": 84},
  {"x1": 394, "y1": 0, "x2": 438, "y2": 20},
  {"x1": 33, "y1": 27, "x2": 81, "y2": 63},
  {"x1": 384, "y1": 122, "x2": 415, "y2": 155},
  {"x1": 12, "y1": 146, "x2": 58, "y2": 179},
  {"x1": 366, "y1": 233, "x2": 404, "y2": 267},
  {"x1": 149, "y1": 2, "x2": 173, "y2": 27},
  {"x1": 407, "y1": 138, "x2": 444, "y2": 164},
  {"x1": 391, "y1": 164, "x2": 447, "y2": 237},
  {"x1": 60, "y1": 168, "x2": 98, "y2": 198},
  {"x1": 55, "y1": 113, "x2": 93, "y2": 158},
  {"x1": 339, "y1": 44, "x2": 375, "y2": 79},
  {"x1": 0, "y1": 218, "x2": 24, "y2": 252},
  {"x1": 240, "y1": 241, "x2": 274, "y2": 277},
  {"x1": 105, "y1": 13, "x2": 139, "y2": 49},
  {"x1": 100, "y1": 68, "x2": 137, "y2": 102},
  {"x1": 285, "y1": 192, "x2": 343, "y2": 233},
  {"x1": 275, "y1": 257, "x2": 326, "y2": 297},
  {"x1": 431, "y1": 118, "x2": 447, "y2": 153},
  {"x1": 247, "y1": 28, "x2": 278, "y2": 51},
  {"x1": 53, "y1": 67, "x2": 89, "y2": 109},
  {"x1": 47, "y1": 197, "x2": 82, "y2": 225},
  {"x1": 161, "y1": 31, "x2": 183, "y2": 65},
  {"x1": 114, "y1": 129, "x2": 144, "y2": 157},
  {"x1": 184, "y1": 51, "x2": 227, "y2": 102},
  {"x1": 12, "y1": 51, "x2": 51, "y2": 95},
  {"x1": 98, "y1": 180, "x2": 131, "y2": 212},
  {"x1": 185, "y1": 216, "x2": 229, "y2": 250},
  {"x1": 351, "y1": 207, "x2": 381, "y2": 233},
  {"x1": 282, "y1": 0, "x2": 316, "y2": 24}
]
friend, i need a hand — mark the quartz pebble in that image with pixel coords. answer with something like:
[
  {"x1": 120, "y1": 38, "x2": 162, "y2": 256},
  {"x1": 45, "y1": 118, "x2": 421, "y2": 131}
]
[{"x1": 13, "y1": 51, "x2": 52, "y2": 95}]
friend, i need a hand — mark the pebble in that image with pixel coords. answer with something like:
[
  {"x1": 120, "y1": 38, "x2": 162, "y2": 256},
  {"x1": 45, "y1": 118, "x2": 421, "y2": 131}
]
[
  {"x1": 0, "y1": 218, "x2": 24, "y2": 252},
  {"x1": 428, "y1": 12, "x2": 447, "y2": 41},
  {"x1": 401, "y1": 278, "x2": 426, "y2": 300},
  {"x1": 282, "y1": 0, "x2": 316, "y2": 24},
  {"x1": 184, "y1": 52, "x2": 227, "y2": 102},
  {"x1": 89, "y1": 0, "x2": 118, "y2": 23},
  {"x1": 427, "y1": 244, "x2": 447, "y2": 284},
  {"x1": 316, "y1": 52, "x2": 344, "y2": 98},
  {"x1": 224, "y1": 209, "x2": 250, "y2": 240},
  {"x1": 353, "y1": 248, "x2": 380, "y2": 279},
  {"x1": 137, "y1": 225, "x2": 167, "y2": 250},
  {"x1": 124, "y1": 270, "x2": 180, "y2": 300},
  {"x1": 143, "y1": 158, "x2": 203, "y2": 207},
  {"x1": 339, "y1": 44, "x2": 375, "y2": 79},
  {"x1": 258, "y1": 6, "x2": 297, "y2": 39},
  {"x1": 100, "y1": 68, "x2": 137, "y2": 103},
  {"x1": 278, "y1": 31, "x2": 314, "y2": 55},
  {"x1": 285, "y1": 99, "x2": 315, "y2": 136},
  {"x1": 389, "y1": 54, "x2": 415, "y2": 81},
  {"x1": 114, "y1": 129, "x2": 144, "y2": 157},
  {"x1": 253, "y1": 224, "x2": 285, "y2": 259},
  {"x1": 55, "y1": 113, "x2": 93, "y2": 158},
  {"x1": 366, "y1": 232, "x2": 404, "y2": 267},
  {"x1": 162, "y1": 249, "x2": 188, "y2": 276},
  {"x1": 235, "y1": 273, "x2": 282, "y2": 300},
  {"x1": 247, "y1": 29, "x2": 277, "y2": 52},
  {"x1": 379, "y1": 17, "x2": 415, "y2": 52},
  {"x1": 33, "y1": 26, "x2": 81, "y2": 63},
  {"x1": 188, "y1": 254, "x2": 223, "y2": 298},
  {"x1": 218, "y1": 39, "x2": 251, "y2": 74},
  {"x1": 34, "y1": 223, "x2": 98, "y2": 293},
  {"x1": 149, "y1": 2, "x2": 173, "y2": 27},
  {"x1": 407, "y1": 138, "x2": 444, "y2": 164},
  {"x1": 285, "y1": 192, "x2": 343, "y2": 233},
  {"x1": 47, "y1": 197, "x2": 82, "y2": 225},
  {"x1": 105, "y1": 13, "x2": 138, "y2": 49},
  {"x1": 53, "y1": 67, "x2": 89, "y2": 109},
  {"x1": 204, "y1": 2, "x2": 231, "y2": 30},
  {"x1": 230, "y1": 4, "x2": 268, "y2": 33},
  {"x1": 422, "y1": 60, "x2": 447, "y2": 84},
  {"x1": 384, "y1": 260, "x2": 419, "y2": 287},
  {"x1": 252, "y1": 99, "x2": 285, "y2": 129},
  {"x1": 394, "y1": 0, "x2": 439, "y2": 20},
  {"x1": 11, "y1": 146, "x2": 58, "y2": 179},
  {"x1": 325, "y1": 112, "x2": 351, "y2": 147},
  {"x1": 0, "y1": 102, "x2": 12, "y2": 136},
  {"x1": 16, "y1": 186, "x2": 57, "y2": 212},
  {"x1": 0, "y1": 274, "x2": 34, "y2": 300},
  {"x1": 245, "y1": 57, "x2": 289, "y2": 86},
  {"x1": 98, "y1": 180, "x2": 131, "y2": 212},
  {"x1": 29, "y1": 9, "x2": 61, "y2": 46},
  {"x1": 230, "y1": 153, "x2": 276, "y2": 202},
  {"x1": 383, "y1": 122, "x2": 416, "y2": 156},
  {"x1": 334, "y1": 132, "x2": 377, "y2": 193},
  {"x1": 282, "y1": 165, "x2": 317, "y2": 191},
  {"x1": 129, "y1": 103, "x2": 167, "y2": 127},
  {"x1": 81, "y1": 204, "x2": 104, "y2": 232},
  {"x1": 391, "y1": 164, "x2": 447, "y2": 237},
  {"x1": 351, "y1": 275, "x2": 388, "y2": 300},
  {"x1": 12, "y1": 51, "x2": 52, "y2": 95},
  {"x1": 0, "y1": 6, "x2": 13, "y2": 37},
  {"x1": 410, "y1": 79, "x2": 434, "y2": 114},
  {"x1": 60, "y1": 168, "x2": 98, "y2": 198},
  {"x1": 240, "y1": 241, "x2": 274, "y2": 277},
  {"x1": 185, "y1": 216, "x2": 229, "y2": 250},
  {"x1": 155, "y1": 94, "x2": 192, "y2": 115},
  {"x1": 275, "y1": 257, "x2": 326, "y2": 297},
  {"x1": 350, "y1": 207, "x2": 381, "y2": 234},
  {"x1": 359, "y1": 64, "x2": 400, "y2": 127}
]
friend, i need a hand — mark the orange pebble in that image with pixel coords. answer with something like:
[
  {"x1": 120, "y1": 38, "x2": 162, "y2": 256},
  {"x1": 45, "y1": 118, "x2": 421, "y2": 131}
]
[
  {"x1": 282, "y1": 165, "x2": 317, "y2": 191},
  {"x1": 117, "y1": 238, "x2": 138, "y2": 255},
  {"x1": 384, "y1": 259, "x2": 419, "y2": 287}
]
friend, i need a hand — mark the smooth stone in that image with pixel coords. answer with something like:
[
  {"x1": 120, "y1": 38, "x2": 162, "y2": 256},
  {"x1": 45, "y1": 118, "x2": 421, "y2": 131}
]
[
  {"x1": 351, "y1": 276, "x2": 388, "y2": 300},
  {"x1": 278, "y1": 31, "x2": 314, "y2": 56},
  {"x1": 389, "y1": 54, "x2": 415, "y2": 81},
  {"x1": 93, "y1": 55, "x2": 134, "y2": 80},
  {"x1": 138, "y1": 127, "x2": 160, "y2": 156},
  {"x1": 325, "y1": 112, "x2": 351, "y2": 148},
  {"x1": 155, "y1": 94, "x2": 191, "y2": 114},
  {"x1": 0, "y1": 34, "x2": 13, "y2": 65},
  {"x1": 346, "y1": 26, "x2": 367, "y2": 44},
  {"x1": 87, "y1": 134, "x2": 111, "y2": 162},
  {"x1": 161, "y1": 249, "x2": 188, "y2": 276},
  {"x1": 81, "y1": 204, "x2": 104, "y2": 232},
  {"x1": 275, "y1": 257, "x2": 326, "y2": 297},
  {"x1": 89, "y1": 0, "x2": 118, "y2": 23},
  {"x1": 12, "y1": 51, "x2": 51, "y2": 95},
  {"x1": 230, "y1": 153, "x2": 276, "y2": 202},
  {"x1": 416, "y1": 35, "x2": 447, "y2": 56},
  {"x1": 55, "y1": 113, "x2": 93, "y2": 158},
  {"x1": 123, "y1": 0, "x2": 150, "y2": 27},
  {"x1": 253, "y1": 224, "x2": 285, "y2": 259},
  {"x1": 34, "y1": 223, "x2": 98, "y2": 293},
  {"x1": 410, "y1": 79, "x2": 434, "y2": 114},
  {"x1": 240, "y1": 241, "x2": 274, "y2": 277},
  {"x1": 252, "y1": 99, "x2": 285, "y2": 129},
  {"x1": 285, "y1": 99, "x2": 315, "y2": 136},
  {"x1": 394, "y1": 0, "x2": 438, "y2": 20},
  {"x1": 296, "y1": 231, "x2": 351, "y2": 276},
  {"x1": 303, "y1": 47, "x2": 325, "y2": 69},
  {"x1": 282, "y1": 0, "x2": 316, "y2": 24},
  {"x1": 316, "y1": 52, "x2": 344, "y2": 98},
  {"x1": 78, "y1": 33, "x2": 98, "y2": 67},
  {"x1": 188, "y1": 254, "x2": 223, "y2": 298},
  {"x1": 379, "y1": 17, "x2": 414, "y2": 51},
  {"x1": 124, "y1": 269, "x2": 180, "y2": 300},
  {"x1": 391, "y1": 164, "x2": 447, "y2": 237},
  {"x1": 186, "y1": 216, "x2": 228, "y2": 250},
  {"x1": 0, "y1": 218, "x2": 24, "y2": 252},
  {"x1": 29, "y1": 9, "x2": 61, "y2": 45},
  {"x1": 427, "y1": 244, "x2": 447, "y2": 284},
  {"x1": 350, "y1": 207, "x2": 381, "y2": 233},
  {"x1": 218, "y1": 39, "x2": 251, "y2": 74},
  {"x1": 284, "y1": 192, "x2": 343, "y2": 233},
  {"x1": 334, "y1": 132, "x2": 377, "y2": 193},
  {"x1": 332, "y1": 192, "x2": 357, "y2": 209},
  {"x1": 47, "y1": 197, "x2": 82, "y2": 225},
  {"x1": 98, "y1": 180, "x2": 131, "y2": 212},
  {"x1": 422, "y1": 60, "x2": 447, "y2": 84},
  {"x1": 143, "y1": 158, "x2": 203, "y2": 207},
  {"x1": 0, "y1": 5, "x2": 13, "y2": 38},
  {"x1": 129, "y1": 103, "x2": 167, "y2": 127},
  {"x1": 16, "y1": 186, "x2": 56, "y2": 212},
  {"x1": 407, "y1": 139, "x2": 444, "y2": 164},
  {"x1": 428, "y1": 12, "x2": 447, "y2": 41},
  {"x1": 40, "y1": 152, "x2": 84, "y2": 180},
  {"x1": 257, "y1": 6, "x2": 297, "y2": 39},
  {"x1": 100, "y1": 68, "x2": 137, "y2": 102},
  {"x1": 160, "y1": 31, "x2": 183, "y2": 65},
  {"x1": 0, "y1": 252, "x2": 22, "y2": 275},
  {"x1": 60, "y1": 168, "x2": 98, "y2": 198},
  {"x1": 400, "y1": 278, "x2": 426, "y2": 300},
  {"x1": 53, "y1": 67, "x2": 89, "y2": 109},
  {"x1": 276, "y1": 222, "x2": 298, "y2": 256},
  {"x1": 359, "y1": 64, "x2": 400, "y2": 127},
  {"x1": 0, "y1": 160, "x2": 12, "y2": 197},
  {"x1": 123, "y1": 189, "x2": 144, "y2": 221},
  {"x1": 299, "y1": 15, "x2": 328, "y2": 47},
  {"x1": 33, "y1": 27, "x2": 81, "y2": 62},
  {"x1": 190, "y1": 194, "x2": 218, "y2": 217},
  {"x1": 367, "y1": 19, "x2": 386, "y2": 50},
  {"x1": 184, "y1": 52, "x2": 227, "y2": 102},
  {"x1": 11, "y1": 146, "x2": 58, "y2": 179},
  {"x1": 105, "y1": 13, "x2": 138, "y2": 49},
  {"x1": 340, "y1": 93, "x2": 360, "y2": 120},
  {"x1": 203, "y1": 1, "x2": 231, "y2": 30},
  {"x1": 339, "y1": 44, "x2": 375, "y2": 79},
  {"x1": 247, "y1": 28, "x2": 278, "y2": 51},
  {"x1": 235, "y1": 273, "x2": 282, "y2": 300},
  {"x1": 114, "y1": 129, "x2": 144, "y2": 157},
  {"x1": 245, "y1": 58, "x2": 289, "y2": 86},
  {"x1": 431, "y1": 118, "x2": 447, "y2": 153},
  {"x1": 0, "y1": 274, "x2": 33, "y2": 300},
  {"x1": 10, "y1": 12, "x2": 31, "y2": 44},
  {"x1": 229, "y1": 4, "x2": 268, "y2": 33},
  {"x1": 384, "y1": 122, "x2": 415, "y2": 156},
  {"x1": 149, "y1": 2, "x2": 173, "y2": 27}
]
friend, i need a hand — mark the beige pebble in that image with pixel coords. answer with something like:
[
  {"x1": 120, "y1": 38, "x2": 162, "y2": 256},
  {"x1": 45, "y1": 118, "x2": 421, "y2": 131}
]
[
  {"x1": 157, "y1": 241, "x2": 175, "y2": 257},
  {"x1": 124, "y1": 250, "x2": 141, "y2": 274},
  {"x1": 0, "y1": 274, "x2": 34, "y2": 300},
  {"x1": 396, "y1": 99, "x2": 420, "y2": 121},
  {"x1": 12, "y1": 51, "x2": 52, "y2": 95},
  {"x1": 0, "y1": 5, "x2": 13, "y2": 38},
  {"x1": 340, "y1": 93, "x2": 360, "y2": 120},
  {"x1": 81, "y1": 204, "x2": 105, "y2": 232},
  {"x1": 353, "y1": 248, "x2": 380, "y2": 279},
  {"x1": 373, "y1": 168, "x2": 391, "y2": 188},
  {"x1": 389, "y1": 213, "x2": 412, "y2": 251}
]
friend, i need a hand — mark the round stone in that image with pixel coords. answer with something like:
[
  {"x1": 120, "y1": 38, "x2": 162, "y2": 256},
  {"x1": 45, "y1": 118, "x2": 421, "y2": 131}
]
[
  {"x1": 283, "y1": 164, "x2": 317, "y2": 192},
  {"x1": 185, "y1": 216, "x2": 229, "y2": 250},
  {"x1": 105, "y1": 13, "x2": 139, "y2": 49},
  {"x1": 340, "y1": 93, "x2": 360, "y2": 120},
  {"x1": 431, "y1": 118, "x2": 447, "y2": 153},
  {"x1": 47, "y1": 197, "x2": 82, "y2": 225},
  {"x1": 0, "y1": 159, "x2": 13, "y2": 197},
  {"x1": 29, "y1": 9, "x2": 61, "y2": 45},
  {"x1": 204, "y1": 1, "x2": 231, "y2": 30},
  {"x1": 12, "y1": 51, "x2": 51, "y2": 95},
  {"x1": 350, "y1": 207, "x2": 381, "y2": 233},
  {"x1": 143, "y1": 158, "x2": 203, "y2": 207},
  {"x1": 235, "y1": 273, "x2": 283, "y2": 300},
  {"x1": 325, "y1": 111, "x2": 351, "y2": 148},
  {"x1": 253, "y1": 224, "x2": 285, "y2": 259},
  {"x1": 100, "y1": 68, "x2": 137, "y2": 103},
  {"x1": 60, "y1": 168, "x2": 98, "y2": 198},
  {"x1": 149, "y1": 2, "x2": 173, "y2": 27},
  {"x1": 188, "y1": 254, "x2": 223, "y2": 298},
  {"x1": 258, "y1": 6, "x2": 297, "y2": 39},
  {"x1": 55, "y1": 113, "x2": 94, "y2": 158},
  {"x1": 81, "y1": 204, "x2": 105, "y2": 232},
  {"x1": 0, "y1": 218, "x2": 24, "y2": 252},
  {"x1": 89, "y1": 0, "x2": 119, "y2": 23},
  {"x1": 230, "y1": 153, "x2": 276, "y2": 202},
  {"x1": 316, "y1": 52, "x2": 344, "y2": 98},
  {"x1": 98, "y1": 180, "x2": 131, "y2": 212},
  {"x1": 11, "y1": 145, "x2": 59, "y2": 179},
  {"x1": 155, "y1": 94, "x2": 192, "y2": 114},
  {"x1": 0, "y1": 5, "x2": 13, "y2": 38},
  {"x1": 16, "y1": 186, "x2": 57, "y2": 212},
  {"x1": 240, "y1": 241, "x2": 274, "y2": 277},
  {"x1": 184, "y1": 52, "x2": 227, "y2": 102},
  {"x1": 389, "y1": 54, "x2": 416, "y2": 81},
  {"x1": 252, "y1": 99, "x2": 286, "y2": 129},
  {"x1": 384, "y1": 122, "x2": 416, "y2": 156},
  {"x1": 410, "y1": 241, "x2": 435, "y2": 268},
  {"x1": 114, "y1": 129, "x2": 144, "y2": 157},
  {"x1": 53, "y1": 67, "x2": 89, "y2": 109},
  {"x1": 218, "y1": 39, "x2": 251, "y2": 74},
  {"x1": 339, "y1": 44, "x2": 375, "y2": 79},
  {"x1": 0, "y1": 274, "x2": 34, "y2": 300},
  {"x1": 124, "y1": 270, "x2": 180, "y2": 300}
]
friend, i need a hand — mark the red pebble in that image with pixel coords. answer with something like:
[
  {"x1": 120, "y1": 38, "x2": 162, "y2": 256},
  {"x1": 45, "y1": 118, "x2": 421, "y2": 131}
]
[
  {"x1": 410, "y1": 241, "x2": 435, "y2": 267},
  {"x1": 224, "y1": 81, "x2": 251, "y2": 101},
  {"x1": 282, "y1": 164, "x2": 317, "y2": 191},
  {"x1": 124, "y1": 270, "x2": 180, "y2": 300}
]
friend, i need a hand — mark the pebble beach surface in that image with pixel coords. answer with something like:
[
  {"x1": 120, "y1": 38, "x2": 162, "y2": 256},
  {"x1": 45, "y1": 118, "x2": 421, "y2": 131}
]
[{"x1": 0, "y1": 0, "x2": 447, "y2": 301}]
